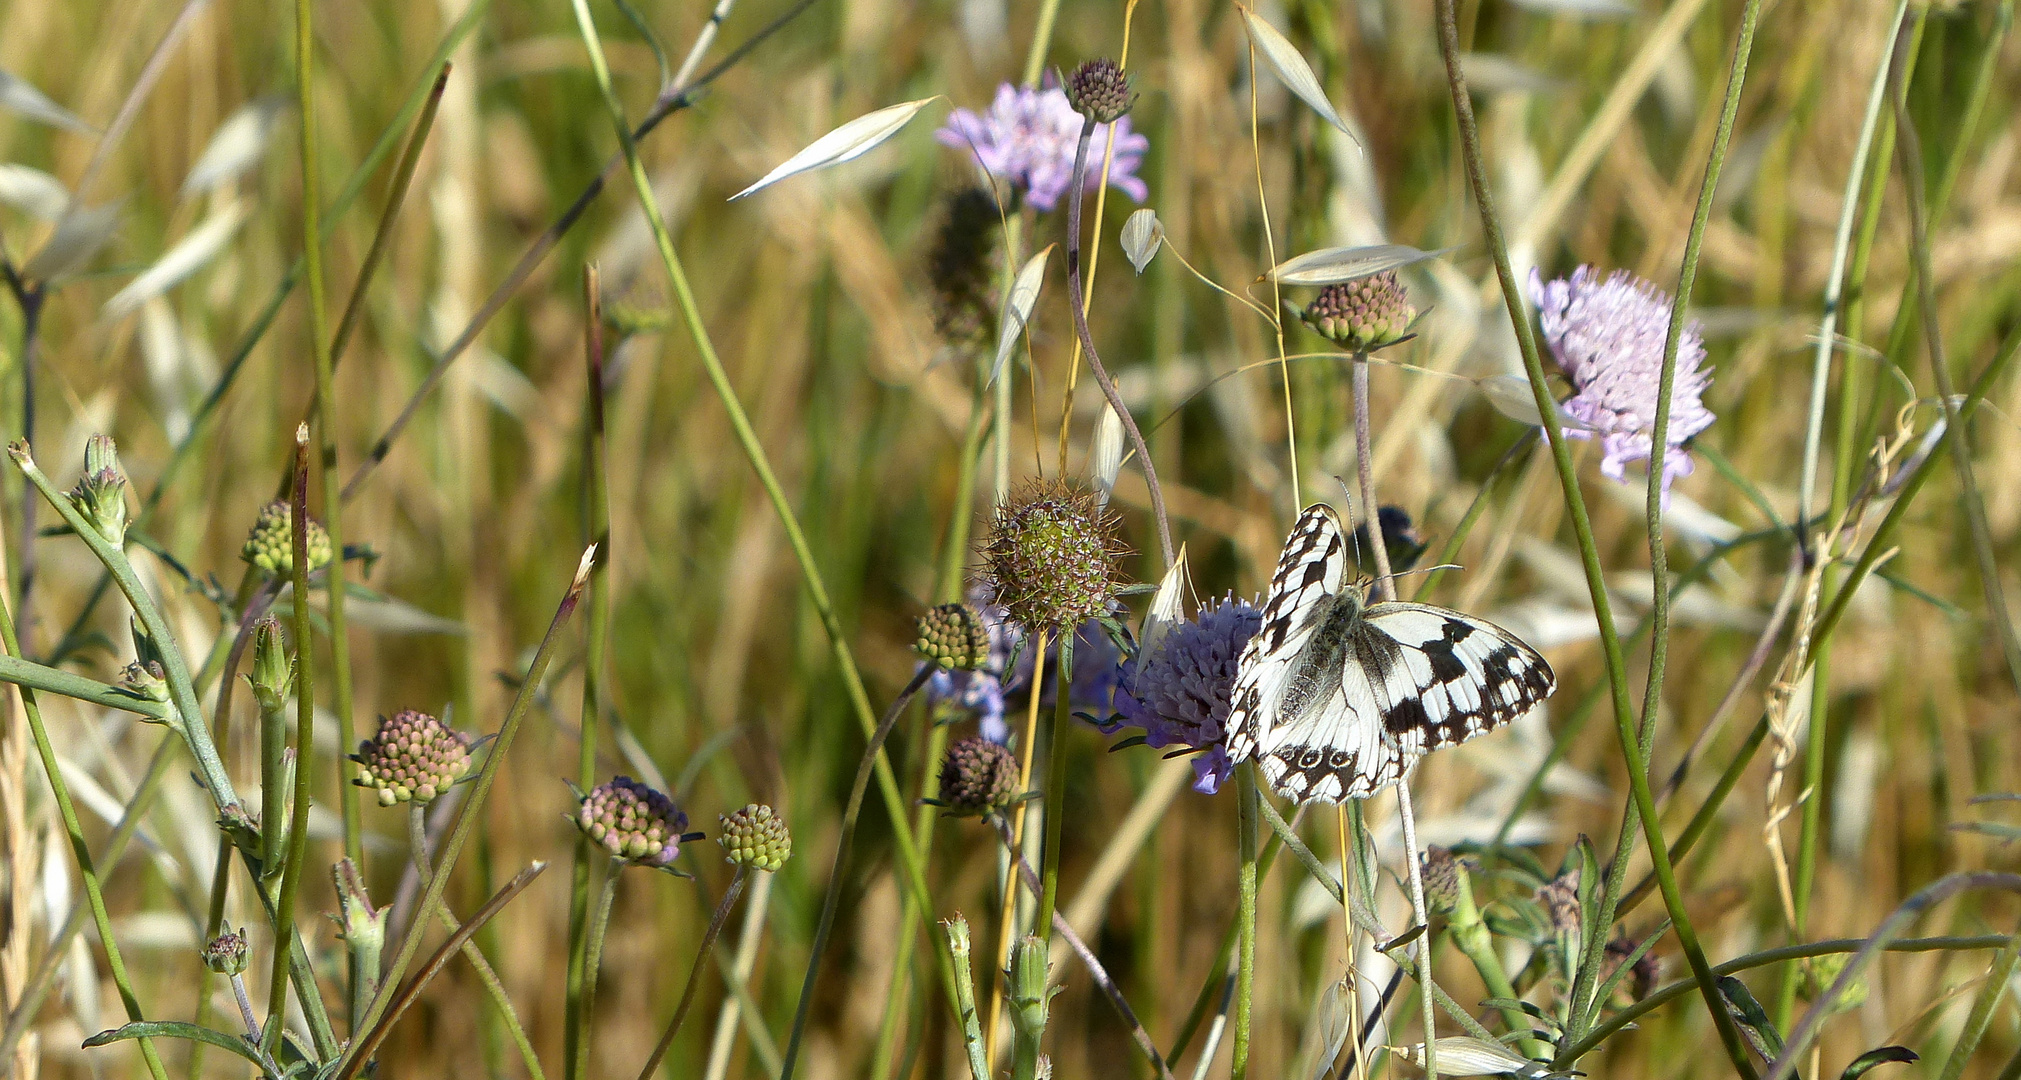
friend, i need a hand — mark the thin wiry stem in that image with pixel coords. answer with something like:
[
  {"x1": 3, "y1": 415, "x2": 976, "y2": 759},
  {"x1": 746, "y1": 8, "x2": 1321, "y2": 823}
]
[
  {"x1": 637, "y1": 869, "x2": 751, "y2": 1080},
  {"x1": 1035, "y1": 635, "x2": 1074, "y2": 938},
  {"x1": 988, "y1": 629, "x2": 1049, "y2": 1072},
  {"x1": 1065, "y1": 116, "x2": 1174, "y2": 567},
  {"x1": 262, "y1": 431, "x2": 318, "y2": 1059},
  {"x1": 1351, "y1": 355, "x2": 1394, "y2": 601},
  {"x1": 1232, "y1": 767, "x2": 1259, "y2": 1080},
  {"x1": 1396, "y1": 781, "x2": 1436, "y2": 1080},
  {"x1": 567, "y1": 264, "x2": 612, "y2": 1080},
  {"x1": 1429, "y1": 2, "x2": 1756, "y2": 1073}
]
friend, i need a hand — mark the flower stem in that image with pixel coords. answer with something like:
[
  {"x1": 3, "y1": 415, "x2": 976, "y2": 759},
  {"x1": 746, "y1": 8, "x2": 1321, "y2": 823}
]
[
  {"x1": 988, "y1": 629, "x2": 1050, "y2": 1071},
  {"x1": 1232, "y1": 767, "x2": 1259, "y2": 1080},
  {"x1": 1351, "y1": 354, "x2": 1394, "y2": 602},
  {"x1": 1036, "y1": 634, "x2": 1074, "y2": 940},
  {"x1": 947, "y1": 916, "x2": 993, "y2": 1080},
  {"x1": 575, "y1": 858, "x2": 623, "y2": 1078},
  {"x1": 263, "y1": 431, "x2": 320, "y2": 1060},
  {"x1": 1065, "y1": 117, "x2": 1173, "y2": 567},
  {"x1": 638, "y1": 868, "x2": 751, "y2": 1080},
  {"x1": 1396, "y1": 781, "x2": 1437, "y2": 1080},
  {"x1": 567, "y1": 264, "x2": 613, "y2": 1080},
  {"x1": 1429, "y1": 1, "x2": 1756, "y2": 1074}
]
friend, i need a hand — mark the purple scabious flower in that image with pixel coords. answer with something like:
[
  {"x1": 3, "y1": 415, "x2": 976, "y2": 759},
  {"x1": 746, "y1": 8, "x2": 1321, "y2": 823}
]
[
  {"x1": 1108, "y1": 595, "x2": 1263, "y2": 794},
  {"x1": 935, "y1": 82, "x2": 1149, "y2": 213},
  {"x1": 1529, "y1": 266, "x2": 1715, "y2": 498}
]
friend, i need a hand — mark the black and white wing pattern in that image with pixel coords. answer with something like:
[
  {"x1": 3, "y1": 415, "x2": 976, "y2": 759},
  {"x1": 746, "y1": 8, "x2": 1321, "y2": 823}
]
[{"x1": 1225, "y1": 504, "x2": 1556, "y2": 803}]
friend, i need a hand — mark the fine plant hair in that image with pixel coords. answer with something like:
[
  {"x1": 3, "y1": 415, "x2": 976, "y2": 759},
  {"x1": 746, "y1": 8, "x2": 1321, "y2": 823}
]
[{"x1": 0, "y1": 0, "x2": 2017, "y2": 1079}]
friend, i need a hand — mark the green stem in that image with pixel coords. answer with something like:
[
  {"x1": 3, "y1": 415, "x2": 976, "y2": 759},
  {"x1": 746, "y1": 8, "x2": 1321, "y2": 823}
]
[
  {"x1": 0, "y1": 552, "x2": 167, "y2": 1080},
  {"x1": 263, "y1": 436, "x2": 319, "y2": 1059},
  {"x1": 1232, "y1": 767, "x2": 1259, "y2": 1080},
  {"x1": 637, "y1": 869, "x2": 751, "y2": 1080},
  {"x1": 0, "y1": 652, "x2": 168, "y2": 718},
  {"x1": 577, "y1": 860, "x2": 623, "y2": 1079},
  {"x1": 946, "y1": 917, "x2": 992, "y2": 1080},
  {"x1": 1936, "y1": 925, "x2": 2021, "y2": 1080},
  {"x1": 1036, "y1": 635, "x2": 1074, "y2": 940},
  {"x1": 567, "y1": 265, "x2": 613, "y2": 1080},
  {"x1": 1429, "y1": 3, "x2": 1756, "y2": 1074}
]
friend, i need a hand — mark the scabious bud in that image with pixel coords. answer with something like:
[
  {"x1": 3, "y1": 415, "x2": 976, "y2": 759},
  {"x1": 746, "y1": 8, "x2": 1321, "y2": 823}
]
[
  {"x1": 203, "y1": 930, "x2": 248, "y2": 976},
  {"x1": 578, "y1": 776, "x2": 687, "y2": 867},
  {"x1": 1352, "y1": 506, "x2": 1429, "y2": 578},
  {"x1": 248, "y1": 617, "x2": 293, "y2": 714},
  {"x1": 68, "y1": 435, "x2": 129, "y2": 544},
  {"x1": 719, "y1": 804, "x2": 792, "y2": 872},
  {"x1": 1419, "y1": 846, "x2": 1460, "y2": 916},
  {"x1": 936, "y1": 737, "x2": 1021, "y2": 817},
  {"x1": 351, "y1": 710, "x2": 471, "y2": 807},
  {"x1": 241, "y1": 500, "x2": 334, "y2": 579},
  {"x1": 1301, "y1": 271, "x2": 1417, "y2": 352},
  {"x1": 980, "y1": 480, "x2": 1128, "y2": 632},
  {"x1": 1064, "y1": 59, "x2": 1133, "y2": 123},
  {"x1": 917, "y1": 603, "x2": 994, "y2": 671}
]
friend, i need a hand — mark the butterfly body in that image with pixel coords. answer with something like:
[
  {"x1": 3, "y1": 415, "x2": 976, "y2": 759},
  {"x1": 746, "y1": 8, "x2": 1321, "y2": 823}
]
[{"x1": 1227, "y1": 504, "x2": 1556, "y2": 803}]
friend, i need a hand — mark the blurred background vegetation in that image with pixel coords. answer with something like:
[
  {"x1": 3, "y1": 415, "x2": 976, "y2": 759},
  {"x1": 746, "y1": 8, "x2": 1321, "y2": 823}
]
[{"x1": 0, "y1": 0, "x2": 2018, "y2": 1076}]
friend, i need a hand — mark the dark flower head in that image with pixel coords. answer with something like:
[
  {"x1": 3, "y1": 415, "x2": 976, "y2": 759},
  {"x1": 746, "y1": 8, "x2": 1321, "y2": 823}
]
[
  {"x1": 937, "y1": 737, "x2": 1021, "y2": 816},
  {"x1": 1107, "y1": 595, "x2": 1263, "y2": 794},
  {"x1": 352, "y1": 710, "x2": 471, "y2": 806},
  {"x1": 1529, "y1": 266, "x2": 1715, "y2": 499},
  {"x1": 577, "y1": 776, "x2": 687, "y2": 867},
  {"x1": 241, "y1": 500, "x2": 334, "y2": 580},
  {"x1": 980, "y1": 480, "x2": 1129, "y2": 633},
  {"x1": 934, "y1": 82, "x2": 1149, "y2": 213},
  {"x1": 1301, "y1": 272, "x2": 1417, "y2": 352},
  {"x1": 1064, "y1": 59, "x2": 1133, "y2": 123},
  {"x1": 719, "y1": 804, "x2": 792, "y2": 872},
  {"x1": 928, "y1": 188, "x2": 1001, "y2": 350},
  {"x1": 1352, "y1": 505, "x2": 1428, "y2": 578},
  {"x1": 917, "y1": 602, "x2": 995, "y2": 671}
]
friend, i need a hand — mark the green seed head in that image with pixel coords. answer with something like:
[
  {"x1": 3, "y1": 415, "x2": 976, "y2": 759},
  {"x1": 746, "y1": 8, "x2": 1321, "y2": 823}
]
[
  {"x1": 577, "y1": 776, "x2": 686, "y2": 867},
  {"x1": 980, "y1": 480, "x2": 1127, "y2": 632},
  {"x1": 241, "y1": 500, "x2": 334, "y2": 580},
  {"x1": 916, "y1": 602, "x2": 994, "y2": 671},
  {"x1": 1064, "y1": 59, "x2": 1133, "y2": 123},
  {"x1": 351, "y1": 710, "x2": 472, "y2": 807},
  {"x1": 936, "y1": 737, "x2": 1021, "y2": 817},
  {"x1": 1301, "y1": 271, "x2": 1417, "y2": 352},
  {"x1": 719, "y1": 804, "x2": 792, "y2": 872}
]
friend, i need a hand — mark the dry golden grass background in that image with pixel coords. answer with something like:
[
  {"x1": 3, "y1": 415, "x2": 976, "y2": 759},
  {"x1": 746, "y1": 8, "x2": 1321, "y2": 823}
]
[{"x1": 0, "y1": 0, "x2": 2018, "y2": 1076}]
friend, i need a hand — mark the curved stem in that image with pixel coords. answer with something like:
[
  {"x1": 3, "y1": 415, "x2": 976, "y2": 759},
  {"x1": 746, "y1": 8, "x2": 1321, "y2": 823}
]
[
  {"x1": 1065, "y1": 117, "x2": 1173, "y2": 567},
  {"x1": 637, "y1": 869, "x2": 751, "y2": 1080}
]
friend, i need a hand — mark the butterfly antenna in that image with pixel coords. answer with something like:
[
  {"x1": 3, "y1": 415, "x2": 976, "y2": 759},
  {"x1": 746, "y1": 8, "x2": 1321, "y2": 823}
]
[{"x1": 1330, "y1": 474, "x2": 1367, "y2": 569}]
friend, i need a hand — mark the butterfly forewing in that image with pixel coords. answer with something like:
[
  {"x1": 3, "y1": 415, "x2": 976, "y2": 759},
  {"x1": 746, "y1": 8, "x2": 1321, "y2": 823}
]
[{"x1": 1227, "y1": 504, "x2": 1556, "y2": 804}]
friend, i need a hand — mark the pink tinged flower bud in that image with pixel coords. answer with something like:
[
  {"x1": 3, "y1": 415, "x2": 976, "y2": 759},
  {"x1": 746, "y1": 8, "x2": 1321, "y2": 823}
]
[
  {"x1": 577, "y1": 776, "x2": 687, "y2": 867},
  {"x1": 352, "y1": 710, "x2": 471, "y2": 806}
]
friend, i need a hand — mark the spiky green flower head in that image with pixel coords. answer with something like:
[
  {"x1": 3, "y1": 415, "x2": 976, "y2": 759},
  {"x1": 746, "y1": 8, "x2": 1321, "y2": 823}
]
[
  {"x1": 1419, "y1": 845, "x2": 1460, "y2": 915},
  {"x1": 351, "y1": 710, "x2": 472, "y2": 807},
  {"x1": 936, "y1": 736, "x2": 1021, "y2": 817},
  {"x1": 917, "y1": 602, "x2": 994, "y2": 671},
  {"x1": 203, "y1": 929, "x2": 248, "y2": 976},
  {"x1": 68, "y1": 434, "x2": 129, "y2": 545},
  {"x1": 1301, "y1": 271, "x2": 1418, "y2": 352},
  {"x1": 241, "y1": 500, "x2": 334, "y2": 580},
  {"x1": 980, "y1": 480, "x2": 1128, "y2": 633},
  {"x1": 719, "y1": 804, "x2": 792, "y2": 872},
  {"x1": 929, "y1": 188, "x2": 1001, "y2": 351},
  {"x1": 1064, "y1": 59, "x2": 1134, "y2": 124},
  {"x1": 578, "y1": 776, "x2": 687, "y2": 867}
]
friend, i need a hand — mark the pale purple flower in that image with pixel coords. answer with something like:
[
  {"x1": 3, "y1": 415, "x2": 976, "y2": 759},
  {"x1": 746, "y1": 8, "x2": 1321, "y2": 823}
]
[
  {"x1": 1106, "y1": 596, "x2": 1262, "y2": 794},
  {"x1": 1529, "y1": 266, "x2": 1715, "y2": 497},
  {"x1": 935, "y1": 82, "x2": 1149, "y2": 212}
]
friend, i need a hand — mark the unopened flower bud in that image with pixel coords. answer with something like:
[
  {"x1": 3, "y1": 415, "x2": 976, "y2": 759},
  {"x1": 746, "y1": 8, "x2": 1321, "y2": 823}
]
[
  {"x1": 1301, "y1": 272, "x2": 1417, "y2": 352},
  {"x1": 203, "y1": 930, "x2": 248, "y2": 976},
  {"x1": 351, "y1": 710, "x2": 472, "y2": 806},
  {"x1": 1064, "y1": 59, "x2": 1133, "y2": 123},
  {"x1": 68, "y1": 435, "x2": 129, "y2": 544},
  {"x1": 577, "y1": 776, "x2": 687, "y2": 867},
  {"x1": 241, "y1": 500, "x2": 334, "y2": 580},
  {"x1": 248, "y1": 617, "x2": 293, "y2": 714},
  {"x1": 719, "y1": 804, "x2": 792, "y2": 872},
  {"x1": 917, "y1": 603, "x2": 993, "y2": 671},
  {"x1": 936, "y1": 737, "x2": 1021, "y2": 817},
  {"x1": 1419, "y1": 846, "x2": 1460, "y2": 915},
  {"x1": 981, "y1": 480, "x2": 1128, "y2": 632}
]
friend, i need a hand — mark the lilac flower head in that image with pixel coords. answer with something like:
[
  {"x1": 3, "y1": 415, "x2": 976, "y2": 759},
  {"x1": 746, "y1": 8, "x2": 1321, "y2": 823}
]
[
  {"x1": 1529, "y1": 266, "x2": 1715, "y2": 497},
  {"x1": 935, "y1": 82, "x2": 1149, "y2": 213},
  {"x1": 1107, "y1": 595, "x2": 1263, "y2": 794}
]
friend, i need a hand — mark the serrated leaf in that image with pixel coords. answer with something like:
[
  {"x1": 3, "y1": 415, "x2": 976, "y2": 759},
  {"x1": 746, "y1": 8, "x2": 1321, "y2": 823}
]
[
  {"x1": 989, "y1": 244, "x2": 1053, "y2": 385},
  {"x1": 22, "y1": 201, "x2": 122, "y2": 282},
  {"x1": 1839, "y1": 1046, "x2": 1916, "y2": 1080},
  {"x1": 730, "y1": 97, "x2": 935, "y2": 200},
  {"x1": 1138, "y1": 545, "x2": 1189, "y2": 663},
  {"x1": 103, "y1": 199, "x2": 248, "y2": 319},
  {"x1": 1398, "y1": 1036, "x2": 1547, "y2": 1077},
  {"x1": 0, "y1": 69, "x2": 93, "y2": 134},
  {"x1": 1091, "y1": 402, "x2": 1125, "y2": 508},
  {"x1": 0, "y1": 164, "x2": 68, "y2": 220},
  {"x1": 1238, "y1": 8, "x2": 1355, "y2": 141},
  {"x1": 1121, "y1": 208, "x2": 1163, "y2": 274},
  {"x1": 183, "y1": 97, "x2": 288, "y2": 197},
  {"x1": 1264, "y1": 244, "x2": 1450, "y2": 286}
]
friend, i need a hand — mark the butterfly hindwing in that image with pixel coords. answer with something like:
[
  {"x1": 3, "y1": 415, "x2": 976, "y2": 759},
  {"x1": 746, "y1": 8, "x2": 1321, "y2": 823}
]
[{"x1": 1228, "y1": 503, "x2": 1557, "y2": 804}]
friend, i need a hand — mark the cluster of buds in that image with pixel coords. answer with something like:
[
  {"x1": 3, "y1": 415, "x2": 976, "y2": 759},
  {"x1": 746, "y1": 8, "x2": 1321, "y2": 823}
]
[
  {"x1": 1300, "y1": 272, "x2": 1417, "y2": 352},
  {"x1": 718, "y1": 804, "x2": 792, "y2": 872},
  {"x1": 935, "y1": 737, "x2": 1021, "y2": 817},
  {"x1": 241, "y1": 500, "x2": 334, "y2": 580},
  {"x1": 916, "y1": 602, "x2": 993, "y2": 671},
  {"x1": 67, "y1": 435, "x2": 129, "y2": 544},
  {"x1": 1064, "y1": 59, "x2": 1133, "y2": 124},
  {"x1": 577, "y1": 776, "x2": 687, "y2": 867},
  {"x1": 351, "y1": 710, "x2": 471, "y2": 807}
]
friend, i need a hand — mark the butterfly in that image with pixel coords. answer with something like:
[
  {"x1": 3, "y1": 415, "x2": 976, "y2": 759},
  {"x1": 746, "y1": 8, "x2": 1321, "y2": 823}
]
[{"x1": 1225, "y1": 503, "x2": 1555, "y2": 803}]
